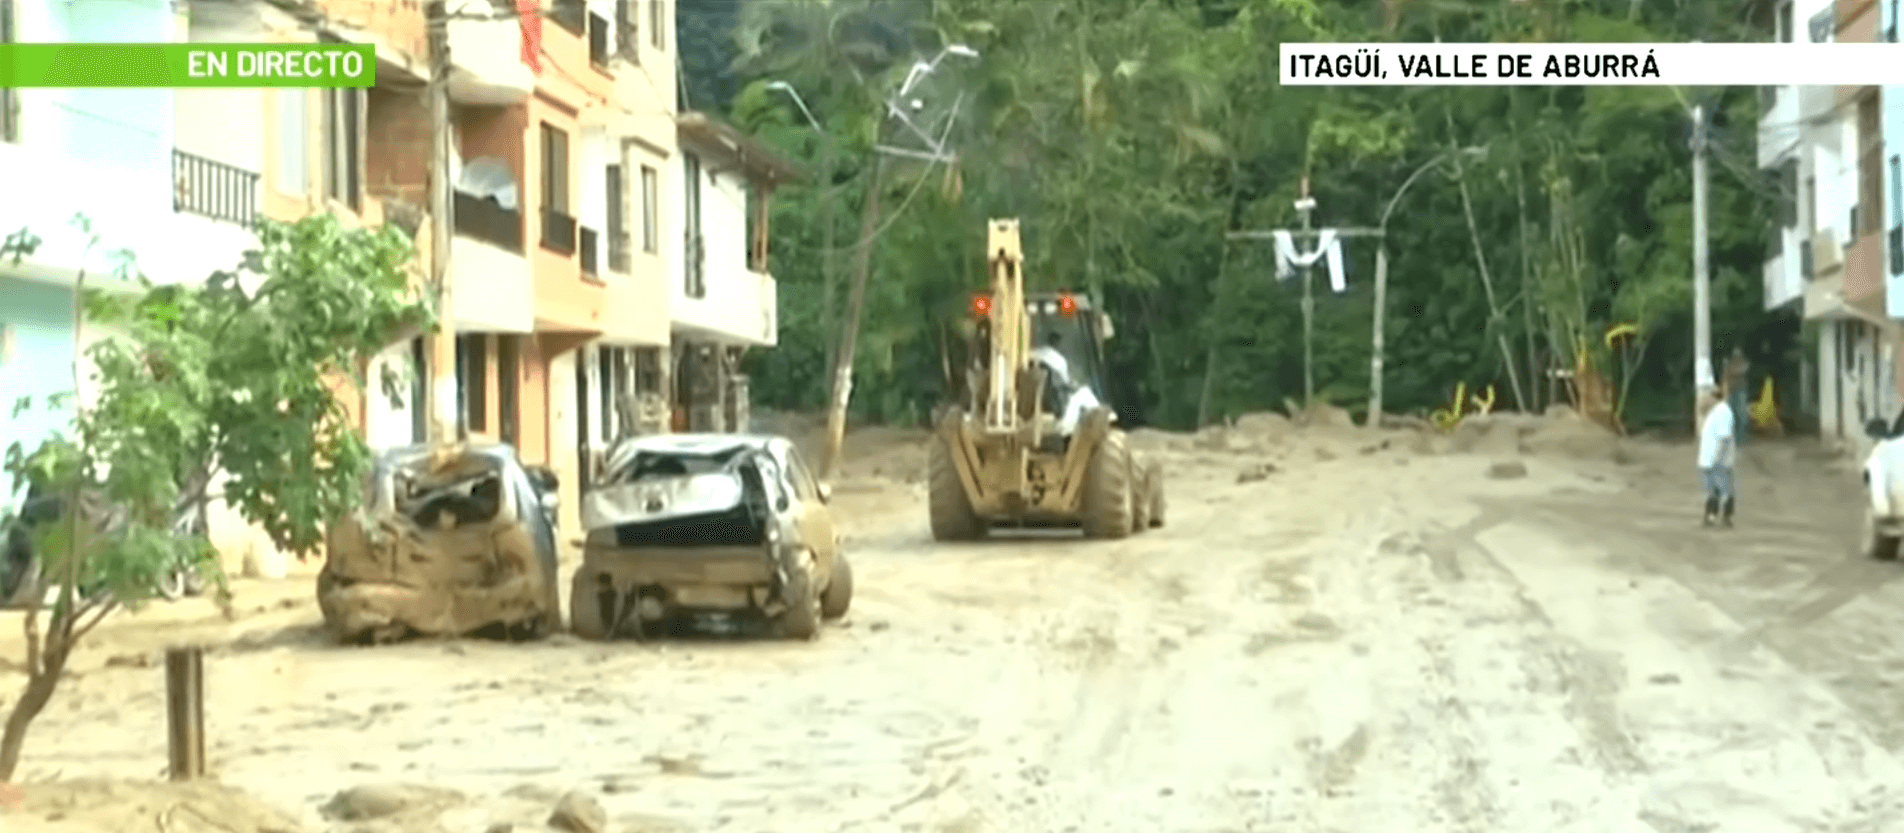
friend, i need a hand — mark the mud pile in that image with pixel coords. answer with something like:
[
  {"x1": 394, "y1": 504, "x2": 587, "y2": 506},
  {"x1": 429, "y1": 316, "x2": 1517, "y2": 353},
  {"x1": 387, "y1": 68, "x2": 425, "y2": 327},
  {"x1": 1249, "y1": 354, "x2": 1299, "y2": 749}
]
[{"x1": 2, "y1": 779, "x2": 304, "y2": 833}]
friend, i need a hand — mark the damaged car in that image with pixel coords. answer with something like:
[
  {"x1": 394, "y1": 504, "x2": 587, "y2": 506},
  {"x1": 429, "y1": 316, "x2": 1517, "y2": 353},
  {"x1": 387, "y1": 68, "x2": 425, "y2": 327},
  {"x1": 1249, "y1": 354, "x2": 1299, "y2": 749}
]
[
  {"x1": 318, "y1": 444, "x2": 563, "y2": 644},
  {"x1": 571, "y1": 434, "x2": 852, "y2": 641}
]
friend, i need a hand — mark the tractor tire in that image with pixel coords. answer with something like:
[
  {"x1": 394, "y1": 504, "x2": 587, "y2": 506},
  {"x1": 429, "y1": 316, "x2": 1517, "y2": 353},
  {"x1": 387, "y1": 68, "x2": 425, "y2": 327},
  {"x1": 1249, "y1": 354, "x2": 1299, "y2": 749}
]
[
  {"x1": 1083, "y1": 430, "x2": 1135, "y2": 540},
  {"x1": 821, "y1": 553, "x2": 853, "y2": 619},
  {"x1": 928, "y1": 434, "x2": 983, "y2": 541},
  {"x1": 569, "y1": 570, "x2": 610, "y2": 641},
  {"x1": 1147, "y1": 461, "x2": 1167, "y2": 528}
]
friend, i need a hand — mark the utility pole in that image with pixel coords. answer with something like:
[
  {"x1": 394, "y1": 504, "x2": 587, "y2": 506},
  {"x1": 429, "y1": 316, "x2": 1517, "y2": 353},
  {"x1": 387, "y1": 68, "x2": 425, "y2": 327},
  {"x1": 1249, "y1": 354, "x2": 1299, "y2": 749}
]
[
  {"x1": 821, "y1": 156, "x2": 884, "y2": 480},
  {"x1": 1297, "y1": 181, "x2": 1316, "y2": 407},
  {"x1": 1691, "y1": 102, "x2": 1713, "y2": 397},
  {"x1": 425, "y1": 0, "x2": 458, "y2": 444}
]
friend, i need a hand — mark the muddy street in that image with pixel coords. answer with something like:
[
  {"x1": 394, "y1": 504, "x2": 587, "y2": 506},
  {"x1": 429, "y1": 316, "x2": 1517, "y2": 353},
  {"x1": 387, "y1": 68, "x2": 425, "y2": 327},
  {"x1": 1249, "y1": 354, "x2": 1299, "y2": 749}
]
[{"x1": 11, "y1": 420, "x2": 1904, "y2": 832}]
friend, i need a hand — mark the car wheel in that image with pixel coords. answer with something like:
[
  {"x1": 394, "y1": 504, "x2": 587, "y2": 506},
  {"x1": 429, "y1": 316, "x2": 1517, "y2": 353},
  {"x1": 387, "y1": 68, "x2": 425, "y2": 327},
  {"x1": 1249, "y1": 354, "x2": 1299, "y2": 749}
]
[
  {"x1": 776, "y1": 559, "x2": 823, "y2": 640},
  {"x1": 3, "y1": 557, "x2": 41, "y2": 609},
  {"x1": 156, "y1": 567, "x2": 188, "y2": 602},
  {"x1": 570, "y1": 570, "x2": 610, "y2": 640},
  {"x1": 820, "y1": 554, "x2": 853, "y2": 620}
]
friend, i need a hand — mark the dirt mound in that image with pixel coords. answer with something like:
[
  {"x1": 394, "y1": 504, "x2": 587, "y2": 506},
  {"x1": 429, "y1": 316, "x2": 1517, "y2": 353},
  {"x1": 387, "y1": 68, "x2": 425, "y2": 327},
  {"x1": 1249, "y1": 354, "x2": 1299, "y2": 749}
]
[
  {"x1": 2, "y1": 779, "x2": 304, "y2": 833},
  {"x1": 1400, "y1": 408, "x2": 1625, "y2": 463}
]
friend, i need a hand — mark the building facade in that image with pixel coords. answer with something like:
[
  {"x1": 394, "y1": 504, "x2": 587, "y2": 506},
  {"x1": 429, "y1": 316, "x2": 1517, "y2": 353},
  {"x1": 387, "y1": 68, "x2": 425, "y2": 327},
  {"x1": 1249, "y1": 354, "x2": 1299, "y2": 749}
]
[
  {"x1": 668, "y1": 111, "x2": 800, "y2": 434},
  {"x1": 1760, "y1": 0, "x2": 1895, "y2": 444},
  {"x1": 1, "y1": 0, "x2": 792, "y2": 575}
]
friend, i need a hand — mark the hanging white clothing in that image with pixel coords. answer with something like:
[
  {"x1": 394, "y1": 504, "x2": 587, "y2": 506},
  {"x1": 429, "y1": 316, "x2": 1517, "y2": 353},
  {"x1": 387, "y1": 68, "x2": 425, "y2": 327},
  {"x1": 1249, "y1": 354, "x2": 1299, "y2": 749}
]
[{"x1": 1270, "y1": 229, "x2": 1347, "y2": 293}]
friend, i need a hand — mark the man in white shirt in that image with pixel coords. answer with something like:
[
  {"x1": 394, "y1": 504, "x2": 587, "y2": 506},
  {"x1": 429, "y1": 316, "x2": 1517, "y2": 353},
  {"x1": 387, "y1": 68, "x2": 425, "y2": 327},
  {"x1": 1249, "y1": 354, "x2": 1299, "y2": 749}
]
[
  {"x1": 1698, "y1": 385, "x2": 1737, "y2": 527},
  {"x1": 1031, "y1": 332, "x2": 1101, "y2": 436}
]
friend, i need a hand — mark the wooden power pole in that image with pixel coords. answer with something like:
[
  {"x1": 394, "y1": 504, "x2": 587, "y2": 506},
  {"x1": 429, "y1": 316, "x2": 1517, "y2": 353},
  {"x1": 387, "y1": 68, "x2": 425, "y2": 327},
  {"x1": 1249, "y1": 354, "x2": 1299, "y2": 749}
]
[{"x1": 425, "y1": 0, "x2": 458, "y2": 444}]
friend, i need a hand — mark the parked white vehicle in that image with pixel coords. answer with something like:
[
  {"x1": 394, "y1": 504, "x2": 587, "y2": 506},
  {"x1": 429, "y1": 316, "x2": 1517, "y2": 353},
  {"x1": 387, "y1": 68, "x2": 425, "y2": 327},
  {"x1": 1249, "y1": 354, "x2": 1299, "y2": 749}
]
[{"x1": 1862, "y1": 418, "x2": 1904, "y2": 560}]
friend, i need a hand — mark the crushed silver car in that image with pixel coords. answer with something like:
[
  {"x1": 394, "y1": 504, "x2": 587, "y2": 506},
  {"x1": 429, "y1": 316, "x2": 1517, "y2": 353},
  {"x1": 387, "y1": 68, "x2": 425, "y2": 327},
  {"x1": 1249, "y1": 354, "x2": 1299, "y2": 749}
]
[{"x1": 570, "y1": 434, "x2": 851, "y2": 640}]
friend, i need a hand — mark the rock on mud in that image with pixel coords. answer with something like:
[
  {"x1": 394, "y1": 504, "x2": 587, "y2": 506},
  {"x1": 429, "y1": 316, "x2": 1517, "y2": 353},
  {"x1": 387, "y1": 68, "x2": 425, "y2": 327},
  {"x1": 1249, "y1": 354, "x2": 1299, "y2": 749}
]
[
  {"x1": 320, "y1": 783, "x2": 461, "y2": 821},
  {"x1": 548, "y1": 791, "x2": 608, "y2": 833}
]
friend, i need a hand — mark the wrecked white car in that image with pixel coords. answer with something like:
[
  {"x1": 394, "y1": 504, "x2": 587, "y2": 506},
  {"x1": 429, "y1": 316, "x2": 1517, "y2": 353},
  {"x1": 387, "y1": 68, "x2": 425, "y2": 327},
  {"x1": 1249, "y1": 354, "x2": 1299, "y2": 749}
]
[
  {"x1": 1863, "y1": 417, "x2": 1904, "y2": 560},
  {"x1": 570, "y1": 434, "x2": 851, "y2": 640},
  {"x1": 318, "y1": 444, "x2": 563, "y2": 644}
]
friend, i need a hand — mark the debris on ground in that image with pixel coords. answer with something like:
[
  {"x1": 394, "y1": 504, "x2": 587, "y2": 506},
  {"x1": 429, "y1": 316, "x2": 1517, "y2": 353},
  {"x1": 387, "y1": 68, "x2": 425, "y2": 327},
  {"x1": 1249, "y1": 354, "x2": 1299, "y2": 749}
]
[
  {"x1": 4, "y1": 779, "x2": 306, "y2": 833},
  {"x1": 319, "y1": 783, "x2": 462, "y2": 822},
  {"x1": 547, "y1": 791, "x2": 608, "y2": 833},
  {"x1": 1487, "y1": 460, "x2": 1530, "y2": 480}
]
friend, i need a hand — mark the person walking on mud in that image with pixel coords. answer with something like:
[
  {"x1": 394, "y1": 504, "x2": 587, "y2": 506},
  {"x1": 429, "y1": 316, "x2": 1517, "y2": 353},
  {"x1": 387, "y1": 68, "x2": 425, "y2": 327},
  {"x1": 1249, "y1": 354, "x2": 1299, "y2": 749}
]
[
  {"x1": 1723, "y1": 347, "x2": 1751, "y2": 443},
  {"x1": 1698, "y1": 386, "x2": 1738, "y2": 528}
]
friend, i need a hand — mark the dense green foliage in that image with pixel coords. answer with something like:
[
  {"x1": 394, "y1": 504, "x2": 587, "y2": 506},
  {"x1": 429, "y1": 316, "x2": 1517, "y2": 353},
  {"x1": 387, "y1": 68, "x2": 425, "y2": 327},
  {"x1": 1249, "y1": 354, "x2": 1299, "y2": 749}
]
[{"x1": 687, "y1": 0, "x2": 1789, "y2": 431}]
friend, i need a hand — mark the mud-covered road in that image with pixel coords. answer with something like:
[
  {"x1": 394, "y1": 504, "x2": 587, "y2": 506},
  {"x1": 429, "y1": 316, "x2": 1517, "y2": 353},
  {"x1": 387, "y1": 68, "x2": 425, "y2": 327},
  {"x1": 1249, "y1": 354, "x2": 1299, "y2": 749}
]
[{"x1": 11, "y1": 417, "x2": 1904, "y2": 833}]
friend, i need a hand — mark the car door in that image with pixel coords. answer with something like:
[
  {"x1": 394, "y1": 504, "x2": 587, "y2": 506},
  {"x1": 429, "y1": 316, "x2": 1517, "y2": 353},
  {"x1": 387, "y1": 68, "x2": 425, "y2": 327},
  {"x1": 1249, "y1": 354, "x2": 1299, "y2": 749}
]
[{"x1": 778, "y1": 443, "x2": 840, "y2": 576}]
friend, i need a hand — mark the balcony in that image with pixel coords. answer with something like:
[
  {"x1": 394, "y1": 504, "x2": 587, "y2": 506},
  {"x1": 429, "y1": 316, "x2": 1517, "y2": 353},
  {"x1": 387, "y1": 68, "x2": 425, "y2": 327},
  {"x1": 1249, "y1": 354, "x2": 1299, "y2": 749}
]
[
  {"x1": 579, "y1": 225, "x2": 599, "y2": 277},
  {"x1": 541, "y1": 207, "x2": 577, "y2": 254},
  {"x1": 447, "y1": 7, "x2": 535, "y2": 105},
  {"x1": 172, "y1": 149, "x2": 259, "y2": 229},
  {"x1": 1892, "y1": 225, "x2": 1903, "y2": 277},
  {"x1": 453, "y1": 191, "x2": 523, "y2": 253}
]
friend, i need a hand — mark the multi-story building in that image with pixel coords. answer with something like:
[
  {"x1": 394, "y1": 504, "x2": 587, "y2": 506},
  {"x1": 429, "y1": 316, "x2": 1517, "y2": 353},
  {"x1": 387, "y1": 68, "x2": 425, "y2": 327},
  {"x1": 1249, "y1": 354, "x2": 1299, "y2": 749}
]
[
  {"x1": 2, "y1": 0, "x2": 790, "y2": 575},
  {"x1": 1760, "y1": 0, "x2": 1894, "y2": 444},
  {"x1": 668, "y1": 110, "x2": 801, "y2": 433},
  {"x1": 1884, "y1": 0, "x2": 1904, "y2": 332}
]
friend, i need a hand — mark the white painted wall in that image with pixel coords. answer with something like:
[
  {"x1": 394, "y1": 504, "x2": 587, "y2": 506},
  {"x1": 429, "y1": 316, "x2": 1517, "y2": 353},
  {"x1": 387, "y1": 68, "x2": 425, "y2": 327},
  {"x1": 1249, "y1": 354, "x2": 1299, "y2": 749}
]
[
  {"x1": 665, "y1": 143, "x2": 777, "y2": 346},
  {"x1": 364, "y1": 342, "x2": 419, "y2": 450},
  {"x1": 0, "y1": 0, "x2": 219, "y2": 286},
  {"x1": 581, "y1": 127, "x2": 609, "y2": 252},
  {"x1": 450, "y1": 240, "x2": 535, "y2": 332}
]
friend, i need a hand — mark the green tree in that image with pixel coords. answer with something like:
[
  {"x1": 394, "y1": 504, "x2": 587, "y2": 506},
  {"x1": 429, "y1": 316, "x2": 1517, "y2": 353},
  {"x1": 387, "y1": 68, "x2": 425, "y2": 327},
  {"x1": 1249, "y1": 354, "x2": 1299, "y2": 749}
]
[{"x1": 0, "y1": 213, "x2": 433, "y2": 781}]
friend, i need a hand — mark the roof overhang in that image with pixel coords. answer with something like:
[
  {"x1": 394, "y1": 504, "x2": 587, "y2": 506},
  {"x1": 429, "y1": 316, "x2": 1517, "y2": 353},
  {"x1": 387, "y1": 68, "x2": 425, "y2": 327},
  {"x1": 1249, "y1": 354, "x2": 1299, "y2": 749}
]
[{"x1": 676, "y1": 111, "x2": 805, "y2": 188}]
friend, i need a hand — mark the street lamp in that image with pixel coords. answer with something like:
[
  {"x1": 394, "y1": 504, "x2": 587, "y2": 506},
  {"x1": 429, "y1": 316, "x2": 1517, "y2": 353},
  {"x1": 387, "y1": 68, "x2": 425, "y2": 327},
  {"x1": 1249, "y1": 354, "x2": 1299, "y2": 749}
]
[
  {"x1": 765, "y1": 79, "x2": 848, "y2": 393},
  {"x1": 1366, "y1": 145, "x2": 1488, "y2": 428},
  {"x1": 820, "y1": 43, "x2": 979, "y2": 480}
]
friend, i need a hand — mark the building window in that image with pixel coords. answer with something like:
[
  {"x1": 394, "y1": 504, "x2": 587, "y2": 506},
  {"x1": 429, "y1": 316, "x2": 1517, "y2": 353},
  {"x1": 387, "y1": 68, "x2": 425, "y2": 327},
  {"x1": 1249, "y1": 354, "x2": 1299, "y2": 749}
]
[
  {"x1": 274, "y1": 89, "x2": 308, "y2": 197},
  {"x1": 606, "y1": 164, "x2": 629, "y2": 272},
  {"x1": 640, "y1": 164, "x2": 658, "y2": 253},
  {"x1": 650, "y1": 0, "x2": 665, "y2": 49},
  {"x1": 322, "y1": 87, "x2": 363, "y2": 212},
  {"x1": 539, "y1": 121, "x2": 575, "y2": 253},
  {"x1": 684, "y1": 153, "x2": 704, "y2": 298},
  {"x1": 0, "y1": 0, "x2": 16, "y2": 144},
  {"x1": 615, "y1": 0, "x2": 639, "y2": 59},
  {"x1": 587, "y1": 11, "x2": 610, "y2": 67},
  {"x1": 551, "y1": 0, "x2": 585, "y2": 36},
  {"x1": 1890, "y1": 154, "x2": 1902, "y2": 276},
  {"x1": 456, "y1": 334, "x2": 488, "y2": 433},
  {"x1": 1776, "y1": 0, "x2": 1794, "y2": 42}
]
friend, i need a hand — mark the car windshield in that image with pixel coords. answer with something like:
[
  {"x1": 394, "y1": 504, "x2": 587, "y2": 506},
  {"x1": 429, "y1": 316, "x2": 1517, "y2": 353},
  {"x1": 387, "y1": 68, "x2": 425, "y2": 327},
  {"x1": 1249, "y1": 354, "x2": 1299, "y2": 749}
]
[{"x1": 610, "y1": 447, "x2": 753, "y2": 484}]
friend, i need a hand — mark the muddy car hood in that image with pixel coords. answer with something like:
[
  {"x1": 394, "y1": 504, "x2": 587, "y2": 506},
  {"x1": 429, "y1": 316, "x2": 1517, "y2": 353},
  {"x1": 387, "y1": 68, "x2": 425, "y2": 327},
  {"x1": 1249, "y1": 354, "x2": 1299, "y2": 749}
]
[{"x1": 582, "y1": 473, "x2": 746, "y2": 531}]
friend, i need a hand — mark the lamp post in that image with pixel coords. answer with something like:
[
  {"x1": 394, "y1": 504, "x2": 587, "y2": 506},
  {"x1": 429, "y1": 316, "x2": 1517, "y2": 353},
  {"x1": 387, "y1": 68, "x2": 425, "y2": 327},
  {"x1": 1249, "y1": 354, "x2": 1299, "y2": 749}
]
[
  {"x1": 819, "y1": 44, "x2": 978, "y2": 480},
  {"x1": 765, "y1": 80, "x2": 843, "y2": 387},
  {"x1": 1366, "y1": 145, "x2": 1488, "y2": 428}
]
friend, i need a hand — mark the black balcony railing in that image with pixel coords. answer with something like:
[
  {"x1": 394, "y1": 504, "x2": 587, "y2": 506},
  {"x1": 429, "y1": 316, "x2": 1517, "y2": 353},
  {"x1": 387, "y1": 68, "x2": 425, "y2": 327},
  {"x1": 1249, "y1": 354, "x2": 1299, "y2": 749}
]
[
  {"x1": 542, "y1": 207, "x2": 577, "y2": 253},
  {"x1": 1801, "y1": 237, "x2": 1816, "y2": 279},
  {"x1": 607, "y1": 230, "x2": 631, "y2": 272},
  {"x1": 579, "y1": 226, "x2": 599, "y2": 276},
  {"x1": 551, "y1": 0, "x2": 585, "y2": 35},
  {"x1": 172, "y1": 149, "x2": 259, "y2": 228},
  {"x1": 1890, "y1": 225, "x2": 1903, "y2": 276},
  {"x1": 684, "y1": 231, "x2": 706, "y2": 298},
  {"x1": 453, "y1": 191, "x2": 523, "y2": 253},
  {"x1": 587, "y1": 12, "x2": 610, "y2": 66}
]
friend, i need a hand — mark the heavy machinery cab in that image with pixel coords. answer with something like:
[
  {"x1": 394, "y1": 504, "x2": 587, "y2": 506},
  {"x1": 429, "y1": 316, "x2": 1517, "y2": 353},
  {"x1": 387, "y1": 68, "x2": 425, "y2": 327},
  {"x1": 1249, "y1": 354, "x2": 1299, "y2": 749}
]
[{"x1": 967, "y1": 290, "x2": 1115, "y2": 417}]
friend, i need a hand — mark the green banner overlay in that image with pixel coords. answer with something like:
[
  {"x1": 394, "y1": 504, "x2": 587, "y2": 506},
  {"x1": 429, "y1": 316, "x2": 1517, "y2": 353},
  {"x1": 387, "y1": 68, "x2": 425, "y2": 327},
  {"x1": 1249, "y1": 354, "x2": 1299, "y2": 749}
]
[{"x1": 0, "y1": 43, "x2": 377, "y2": 88}]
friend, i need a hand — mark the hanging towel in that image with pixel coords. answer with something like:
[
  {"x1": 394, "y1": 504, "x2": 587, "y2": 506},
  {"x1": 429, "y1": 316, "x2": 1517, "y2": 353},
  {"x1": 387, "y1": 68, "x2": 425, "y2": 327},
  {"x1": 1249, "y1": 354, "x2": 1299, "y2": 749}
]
[{"x1": 1271, "y1": 229, "x2": 1344, "y2": 291}]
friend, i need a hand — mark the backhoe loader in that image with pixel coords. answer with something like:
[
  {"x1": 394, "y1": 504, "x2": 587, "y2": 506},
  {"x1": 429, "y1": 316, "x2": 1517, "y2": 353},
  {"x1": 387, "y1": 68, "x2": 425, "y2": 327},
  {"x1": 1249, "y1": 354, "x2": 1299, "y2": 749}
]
[{"x1": 927, "y1": 219, "x2": 1165, "y2": 540}]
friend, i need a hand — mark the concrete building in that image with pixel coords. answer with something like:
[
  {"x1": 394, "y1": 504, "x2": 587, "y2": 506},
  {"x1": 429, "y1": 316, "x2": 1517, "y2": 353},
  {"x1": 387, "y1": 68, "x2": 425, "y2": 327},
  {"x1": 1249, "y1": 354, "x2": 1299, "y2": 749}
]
[
  {"x1": 1760, "y1": 0, "x2": 1895, "y2": 444},
  {"x1": 668, "y1": 111, "x2": 802, "y2": 433},
  {"x1": 1884, "y1": 0, "x2": 1904, "y2": 328}
]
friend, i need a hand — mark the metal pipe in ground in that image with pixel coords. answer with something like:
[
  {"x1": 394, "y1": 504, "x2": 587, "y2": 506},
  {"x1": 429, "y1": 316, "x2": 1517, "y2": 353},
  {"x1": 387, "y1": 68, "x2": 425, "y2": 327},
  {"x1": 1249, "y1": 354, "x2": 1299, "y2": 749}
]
[{"x1": 164, "y1": 645, "x2": 205, "y2": 781}]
